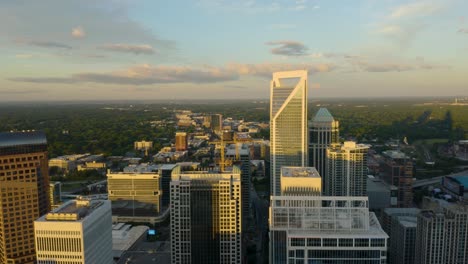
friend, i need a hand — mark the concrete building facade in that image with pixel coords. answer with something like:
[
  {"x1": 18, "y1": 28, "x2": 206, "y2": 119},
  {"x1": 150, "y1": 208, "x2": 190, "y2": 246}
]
[
  {"x1": 325, "y1": 141, "x2": 369, "y2": 197},
  {"x1": 34, "y1": 199, "x2": 112, "y2": 264}
]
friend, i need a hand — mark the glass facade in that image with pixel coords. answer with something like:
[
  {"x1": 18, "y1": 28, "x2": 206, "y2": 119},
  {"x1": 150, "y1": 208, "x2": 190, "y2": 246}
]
[{"x1": 270, "y1": 71, "x2": 308, "y2": 196}]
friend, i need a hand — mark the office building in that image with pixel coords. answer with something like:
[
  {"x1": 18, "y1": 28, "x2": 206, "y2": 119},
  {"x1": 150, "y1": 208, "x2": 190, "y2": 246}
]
[
  {"x1": 0, "y1": 131, "x2": 50, "y2": 264},
  {"x1": 175, "y1": 132, "x2": 188, "y2": 151},
  {"x1": 49, "y1": 182, "x2": 62, "y2": 209},
  {"x1": 270, "y1": 70, "x2": 308, "y2": 196},
  {"x1": 134, "y1": 140, "x2": 153, "y2": 156},
  {"x1": 390, "y1": 216, "x2": 417, "y2": 264},
  {"x1": 107, "y1": 169, "x2": 162, "y2": 216},
  {"x1": 380, "y1": 150, "x2": 413, "y2": 208},
  {"x1": 367, "y1": 176, "x2": 398, "y2": 215},
  {"x1": 270, "y1": 196, "x2": 388, "y2": 263},
  {"x1": 211, "y1": 114, "x2": 223, "y2": 132},
  {"x1": 308, "y1": 108, "x2": 339, "y2": 179},
  {"x1": 34, "y1": 199, "x2": 112, "y2": 264},
  {"x1": 381, "y1": 208, "x2": 420, "y2": 264},
  {"x1": 226, "y1": 144, "x2": 251, "y2": 227},
  {"x1": 279, "y1": 166, "x2": 322, "y2": 196},
  {"x1": 415, "y1": 198, "x2": 468, "y2": 264},
  {"x1": 269, "y1": 166, "x2": 388, "y2": 263},
  {"x1": 170, "y1": 166, "x2": 242, "y2": 264},
  {"x1": 324, "y1": 141, "x2": 369, "y2": 197}
]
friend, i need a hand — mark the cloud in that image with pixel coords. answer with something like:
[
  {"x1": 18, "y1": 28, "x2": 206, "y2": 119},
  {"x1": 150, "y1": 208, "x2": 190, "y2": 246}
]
[
  {"x1": 0, "y1": 1, "x2": 173, "y2": 56},
  {"x1": 389, "y1": 1, "x2": 441, "y2": 19},
  {"x1": 24, "y1": 40, "x2": 72, "y2": 49},
  {"x1": 0, "y1": 89, "x2": 45, "y2": 94},
  {"x1": 226, "y1": 62, "x2": 334, "y2": 77},
  {"x1": 266, "y1": 41, "x2": 309, "y2": 56},
  {"x1": 346, "y1": 56, "x2": 450, "y2": 72},
  {"x1": 71, "y1": 26, "x2": 85, "y2": 38},
  {"x1": 98, "y1": 44, "x2": 155, "y2": 55},
  {"x1": 270, "y1": 24, "x2": 297, "y2": 30},
  {"x1": 8, "y1": 77, "x2": 79, "y2": 84},
  {"x1": 15, "y1": 54, "x2": 35, "y2": 59},
  {"x1": 376, "y1": 24, "x2": 425, "y2": 47},
  {"x1": 458, "y1": 28, "x2": 468, "y2": 34},
  {"x1": 9, "y1": 62, "x2": 335, "y2": 85},
  {"x1": 224, "y1": 85, "x2": 248, "y2": 89}
]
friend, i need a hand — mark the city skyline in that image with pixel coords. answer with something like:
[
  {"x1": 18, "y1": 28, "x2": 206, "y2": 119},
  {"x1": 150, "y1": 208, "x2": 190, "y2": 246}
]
[{"x1": 2, "y1": 0, "x2": 468, "y2": 101}]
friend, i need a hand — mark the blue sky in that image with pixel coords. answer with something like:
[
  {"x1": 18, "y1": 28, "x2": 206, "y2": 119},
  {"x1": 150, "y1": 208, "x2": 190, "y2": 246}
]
[{"x1": 1, "y1": 0, "x2": 467, "y2": 101}]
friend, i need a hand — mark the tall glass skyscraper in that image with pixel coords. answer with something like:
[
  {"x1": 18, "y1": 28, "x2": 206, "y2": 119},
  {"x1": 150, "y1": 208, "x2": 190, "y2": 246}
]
[
  {"x1": 308, "y1": 108, "x2": 339, "y2": 179},
  {"x1": 270, "y1": 70, "x2": 308, "y2": 196},
  {"x1": 0, "y1": 131, "x2": 50, "y2": 264},
  {"x1": 170, "y1": 166, "x2": 242, "y2": 264}
]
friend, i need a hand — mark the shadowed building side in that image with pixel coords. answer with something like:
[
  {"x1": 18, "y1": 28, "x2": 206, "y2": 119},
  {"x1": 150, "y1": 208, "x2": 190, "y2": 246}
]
[{"x1": 308, "y1": 108, "x2": 339, "y2": 181}]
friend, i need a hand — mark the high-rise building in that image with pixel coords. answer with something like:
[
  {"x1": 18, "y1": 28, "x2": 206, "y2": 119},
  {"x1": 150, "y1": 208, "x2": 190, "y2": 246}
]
[
  {"x1": 415, "y1": 198, "x2": 468, "y2": 264},
  {"x1": 107, "y1": 169, "x2": 162, "y2": 217},
  {"x1": 381, "y1": 208, "x2": 420, "y2": 264},
  {"x1": 170, "y1": 166, "x2": 242, "y2": 264},
  {"x1": 34, "y1": 199, "x2": 112, "y2": 264},
  {"x1": 269, "y1": 167, "x2": 388, "y2": 263},
  {"x1": 49, "y1": 182, "x2": 62, "y2": 209},
  {"x1": 270, "y1": 196, "x2": 388, "y2": 263},
  {"x1": 0, "y1": 131, "x2": 50, "y2": 264},
  {"x1": 226, "y1": 144, "x2": 251, "y2": 228},
  {"x1": 325, "y1": 141, "x2": 369, "y2": 196},
  {"x1": 308, "y1": 108, "x2": 339, "y2": 179},
  {"x1": 380, "y1": 150, "x2": 413, "y2": 207},
  {"x1": 279, "y1": 166, "x2": 322, "y2": 196},
  {"x1": 270, "y1": 70, "x2": 308, "y2": 196},
  {"x1": 175, "y1": 132, "x2": 188, "y2": 151},
  {"x1": 211, "y1": 114, "x2": 223, "y2": 132}
]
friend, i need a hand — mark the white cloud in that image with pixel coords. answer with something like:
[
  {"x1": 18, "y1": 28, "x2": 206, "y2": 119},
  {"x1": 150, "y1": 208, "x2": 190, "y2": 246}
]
[
  {"x1": 71, "y1": 26, "x2": 85, "y2": 38},
  {"x1": 9, "y1": 62, "x2": 335, "y2": 85},
  {"x1": 98, "y1": 44, "x2": 155, "y2": 55},
  {"x1": 389, "y1": 1, "x2": 441, "y2": 19}
]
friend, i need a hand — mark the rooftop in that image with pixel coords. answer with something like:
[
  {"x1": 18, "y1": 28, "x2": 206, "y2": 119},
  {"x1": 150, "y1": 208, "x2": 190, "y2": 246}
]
[
  {"x1": 447, "y1": 175, "x2": 468, "y2": 188},
  {"x1": 395, "y1": 216, "x2": 417, "y2": 228},
  {"x1": 312, "y1": 108, "x2": 335, "y2": 123},
  {"x1": 39, "y1": 199, "x2": 108, "y2": 222},
  {"x1": 382, "y1": 150, "x2": 410, "y2": 160},
  {"x1": 281, "y1": 166, "x2": 321, "y2": 178},
  {"x1": 0, "y1": 130, "x2": 47, "y2": 148}
]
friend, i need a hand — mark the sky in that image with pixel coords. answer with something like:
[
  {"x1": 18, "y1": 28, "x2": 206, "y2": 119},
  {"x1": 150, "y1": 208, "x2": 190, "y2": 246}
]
[{"x1": 1, "y1": 0, "x2": 468, "y2": 101}]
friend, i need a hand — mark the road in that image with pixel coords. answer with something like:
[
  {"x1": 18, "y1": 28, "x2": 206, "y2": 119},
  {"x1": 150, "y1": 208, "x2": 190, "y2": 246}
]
[{"x1": 250, "y1": 185, "x2": 269, "y2": 263}]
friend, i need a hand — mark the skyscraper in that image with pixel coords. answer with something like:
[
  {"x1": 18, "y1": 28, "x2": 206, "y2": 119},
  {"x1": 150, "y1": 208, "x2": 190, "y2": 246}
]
[
  {"x1": 34, "y1": 199, "x2": 112, "y2": 264},
  {"x1": 0, "y1": 131, "x2": 50, "y2": 264},
  {"x1": 107, "y1": 168, "x2": 162, "y2": 217},
  {"x1": 381, "y1": 150, "x2": 414, "y2": 208},
  {"x1": 415, "y1": 198, "x2": 468, "y2": 264},
  {"x1": 226, "y1": 144, "x2": 251, "y2": 229},
  {"x1": 170, "y1": 166, "x2": 242, "y2": 264},
  {"x1": 325, "y1": 141, "x2": 369, "y2": 196},
  {"x1": 175, "y1": 132, "x2": 188, "y2": 151},
  {"x1": 308, "y1": 108, "x2": 339, "y2": 178},
  {"x1": 210, "y1": 114, "x2": 223, "y2": 132},
  {"x1": 269, "y1": 166, "x2": 388, "y2": 263},
  {"x1": 270, "y1": 70, "x2": 308, "y2": 196}
]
